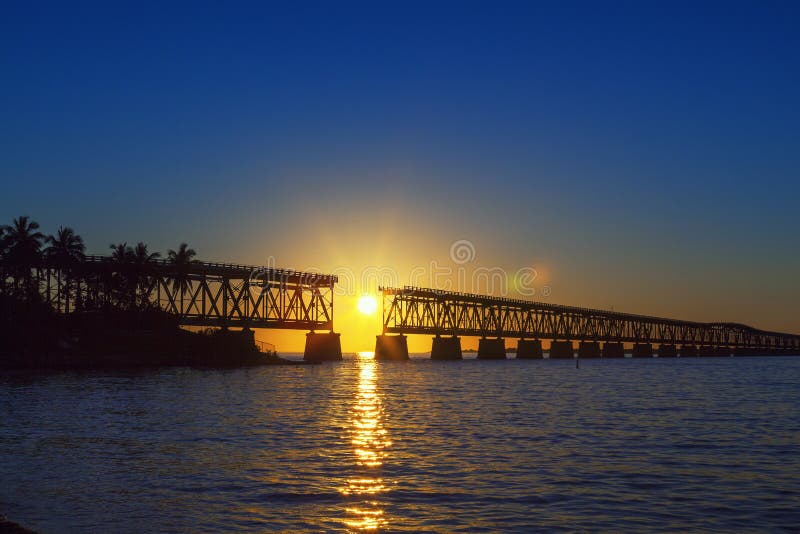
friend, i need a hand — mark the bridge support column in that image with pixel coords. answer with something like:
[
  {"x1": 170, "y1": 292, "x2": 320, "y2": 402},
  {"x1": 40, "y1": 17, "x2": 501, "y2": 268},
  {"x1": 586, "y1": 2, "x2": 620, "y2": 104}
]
[
  {"x1": 657, "y1": 344, "x2": 677, "y2": 358},
  {"x1": 549, "y1": 341, "x2": 574, "y2": 359},
  {"x1": 734, "y1": 347, "x2": 755, "y2": 356},
  {"x1": 431, "y1": 336, "x2": 462, "y2": 360},
  {"x1": 303, "y1": 332, "x2": 342, "y2": 362},
  {"x1": 477, "y1": 338, "x2": 506, "y2": 359},
  {"x1": 516, "y1": 339, "x2": 543, "y2": 359},
  {"x1": 679, "y1": 345, "x2": 698, "y2": 357},
  {"x1": 578, "y1": 341, "x2": 601, "y2": 358},
  {"x1": 715, "y1": 346, "x2": 732, "y2": 357},
  {"x1": 602, "y1": 342, "x2": 625, "y2": 358},
  {"x1": 632, "y1": 343, "x2": 653, "y2": 358},
  {"x1": 374, "y1": 334, "x2": 409, "y2": 361}
]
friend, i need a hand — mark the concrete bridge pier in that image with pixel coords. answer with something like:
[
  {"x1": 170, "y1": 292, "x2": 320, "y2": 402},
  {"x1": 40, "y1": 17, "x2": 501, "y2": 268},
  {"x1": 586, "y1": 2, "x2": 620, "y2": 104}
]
[
  {"x1": 549, "y1": 341, "x2": 574, "y2": 359},
  {"x1": 304, "y1": 331, "x2": 343, "y2": 362},
  {"x1": 716, "y1": 346, "x2": 732, "y2": 357},
  {"x1": 477, "y1": 338, "x2": 506, "y2": 359},
  {"x1": 578, "y1": 341, "x2": 601, "y2": 358},
  {"x1": 602, "y1": 342, "x2": 625, "y2": 358},
  {"x1": 658, "y1": 344, "x2": 677, "y2": 358},
  {"x1": 632, "y1": 343, "x2": 653, "y2": 358},
  {"x1": 679, "y1": 345, "x2": 698, "y2": 357},
  {"x1": 516, "y1": 339, "x2": 543, "y2": 359},
  {"x1": 374, "y1": 334, "x2": 409, "y2": 361},
  {"x1": 431, "y1": 335, "x2": 462, "y2": 360}
]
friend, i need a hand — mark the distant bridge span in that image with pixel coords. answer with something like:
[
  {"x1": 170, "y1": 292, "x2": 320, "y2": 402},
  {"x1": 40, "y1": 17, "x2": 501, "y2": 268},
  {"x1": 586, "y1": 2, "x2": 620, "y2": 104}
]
[{"x1": 376, "y1": 286, "x2": 800, "y2": 359}]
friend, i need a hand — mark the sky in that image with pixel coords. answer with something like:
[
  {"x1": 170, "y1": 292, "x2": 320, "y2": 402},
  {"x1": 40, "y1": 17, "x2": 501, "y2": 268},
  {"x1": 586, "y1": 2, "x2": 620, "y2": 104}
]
[{"x1": 1, "y1": 1, "x2": 798, "y2": 351}]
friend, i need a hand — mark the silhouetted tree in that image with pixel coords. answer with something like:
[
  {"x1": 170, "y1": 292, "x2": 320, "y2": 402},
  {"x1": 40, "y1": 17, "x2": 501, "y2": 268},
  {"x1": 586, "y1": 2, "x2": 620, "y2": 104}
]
[
  {"x1": 0, "y1": 226, "x2": 8, "y2": 294},
  {"x1": 167, "y1": 243, "x2": 197, "y2": 313},
  {"x1": 0, "y1": 226, "x2": 7, "y2": 256},
  {"x1": 46, "y1": 227, "x2": 85, "y2": 264},
  {"x1": 45, "y1": 226, "x2": 86, "y2": 312},
  {"x1": 109, "y1": 242, "x2": 134, "y2": 308},
  {"x1": 109, "y1": 242, "x2": 133, "y2": 264},
  {"x1": 132, "y1": 242, "x2": 160, "y2": 308},
  {"x1": 2, "y1": 216, "x2": 44, "y2": 299}
]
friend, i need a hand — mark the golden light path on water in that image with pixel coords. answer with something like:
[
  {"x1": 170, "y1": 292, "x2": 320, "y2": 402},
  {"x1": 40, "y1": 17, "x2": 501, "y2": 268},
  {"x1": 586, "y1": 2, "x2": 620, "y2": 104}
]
[{"x1": 341, "y1": 351, "x2": 392, "y2": 531}]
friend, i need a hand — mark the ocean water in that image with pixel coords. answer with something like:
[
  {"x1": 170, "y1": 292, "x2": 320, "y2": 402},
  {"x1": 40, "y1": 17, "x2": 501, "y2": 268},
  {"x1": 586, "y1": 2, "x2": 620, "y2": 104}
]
[{"x1": 1, "y1": 355, "x2": 799, "y2": 532}]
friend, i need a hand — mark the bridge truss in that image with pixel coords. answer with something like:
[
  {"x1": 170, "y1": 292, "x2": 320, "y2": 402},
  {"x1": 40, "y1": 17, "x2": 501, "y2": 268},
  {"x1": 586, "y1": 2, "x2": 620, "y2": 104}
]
[
  {"x1": 31, "y1": 255, "x2": 336, "y2": 330},
  {"x1": 381, "y1": 287, "x2": 800, "y2": 351}
]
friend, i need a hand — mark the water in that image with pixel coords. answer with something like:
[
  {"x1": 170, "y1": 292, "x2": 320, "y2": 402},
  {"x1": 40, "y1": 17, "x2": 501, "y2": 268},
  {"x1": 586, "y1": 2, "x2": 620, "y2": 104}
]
[{"x1": 2, "y1": 355, "x2": 799, "y2": 532}]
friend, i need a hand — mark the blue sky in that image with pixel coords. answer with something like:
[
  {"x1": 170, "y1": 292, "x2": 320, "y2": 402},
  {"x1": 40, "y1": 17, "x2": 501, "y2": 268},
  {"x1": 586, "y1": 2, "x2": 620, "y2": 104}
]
[{"x1": 1, "y1": 1, "x2": 798, "y2": 345}]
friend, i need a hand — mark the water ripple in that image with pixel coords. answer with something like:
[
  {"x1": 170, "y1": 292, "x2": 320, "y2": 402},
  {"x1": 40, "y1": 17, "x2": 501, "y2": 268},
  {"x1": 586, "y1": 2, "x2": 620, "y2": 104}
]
[{"x1": 1, "y1": 357, "x2": 800, "y2": 531}]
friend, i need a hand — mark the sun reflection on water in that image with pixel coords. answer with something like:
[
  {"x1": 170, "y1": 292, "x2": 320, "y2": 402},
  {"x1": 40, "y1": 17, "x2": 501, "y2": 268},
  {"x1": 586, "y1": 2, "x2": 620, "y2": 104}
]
[{"x1": 341, "y1": 352, "x2": 391, "y2": 531}]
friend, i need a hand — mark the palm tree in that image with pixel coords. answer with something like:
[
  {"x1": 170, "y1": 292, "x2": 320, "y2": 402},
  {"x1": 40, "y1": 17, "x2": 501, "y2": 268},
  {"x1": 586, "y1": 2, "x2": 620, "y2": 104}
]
[
  {"x1": 109, "y1": 242, "x2": 133, "y2": 264},
  {"x1": 45, "y1": 227, "x2": 86, "y2": 312},
  {"x1": 167, "y1": 243, "x2": 197, "y2": 314},
  {"x1": 0, "y1": 225, "x2": 7, "y2": 257},
  {"x1": 132, "y1": 242, "x2": 160, "y2": 266},
  {"x1": 109, "y1": 242, "x2": 134, "y2": 308},
  {"x1": 2, "y1": 216, "x2": 45, "y2": 298},
  {"x1": 132, "y1": 242, "x2": 160, "y2": 308},
  {"x1": 0, "y1": 226, "x2": 8, "y2": 294},
  {"x1": 46, "y1": 227, "x2": 85, "y2": 264}
]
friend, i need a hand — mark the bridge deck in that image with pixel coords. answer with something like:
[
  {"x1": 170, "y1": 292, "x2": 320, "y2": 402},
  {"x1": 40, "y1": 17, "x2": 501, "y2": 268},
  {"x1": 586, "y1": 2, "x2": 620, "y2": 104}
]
[
  {"x1": 381, "y1": 286, "x2": 800, "y2": 350},
  {"x1": 33, "y1": 256, "x2": 336, "y2": 330}
]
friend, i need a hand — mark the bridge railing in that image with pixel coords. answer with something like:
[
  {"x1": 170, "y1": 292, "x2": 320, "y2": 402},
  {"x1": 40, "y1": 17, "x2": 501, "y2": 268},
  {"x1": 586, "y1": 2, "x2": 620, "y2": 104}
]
[
  {"x1": 384, "y1": 285, "x2": 697, "y2": 324},
  {"x1": 76, "y1": 255, "x2": 337, "y2": 285}
]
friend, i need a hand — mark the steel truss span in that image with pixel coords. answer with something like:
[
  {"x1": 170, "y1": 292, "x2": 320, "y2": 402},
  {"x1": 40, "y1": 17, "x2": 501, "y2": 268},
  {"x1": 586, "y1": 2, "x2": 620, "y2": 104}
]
[
  {"x1": 380, "y1": 286, "x2": 800, "y2": 351},
  {"x1": 33, "y1": 255, "x2": 336, "y2": 330}
]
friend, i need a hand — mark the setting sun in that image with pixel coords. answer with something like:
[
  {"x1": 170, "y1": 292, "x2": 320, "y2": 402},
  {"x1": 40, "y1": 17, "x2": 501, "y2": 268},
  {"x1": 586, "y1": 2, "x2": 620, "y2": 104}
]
[{"x1": 357, "y1": 295, "x2": 378, "y2": 315}]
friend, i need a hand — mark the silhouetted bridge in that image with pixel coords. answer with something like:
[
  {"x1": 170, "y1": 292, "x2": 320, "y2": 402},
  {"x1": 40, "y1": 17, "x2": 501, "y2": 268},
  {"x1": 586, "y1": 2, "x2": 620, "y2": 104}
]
[
  {"x1": 375, "y1": 286, "x2": 800, "y2": 360},
  {"x1": 35, "y1": 255, "x2": 342, "y2": 359},
  {"x1": 26, "y1": 256, "x2": 800, "y2": 362}
]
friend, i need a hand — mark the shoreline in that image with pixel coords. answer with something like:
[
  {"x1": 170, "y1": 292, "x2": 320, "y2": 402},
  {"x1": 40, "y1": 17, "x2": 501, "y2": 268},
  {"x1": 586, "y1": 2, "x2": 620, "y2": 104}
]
[
  {"x1": 0, "y1": 515, "x2": 37, "y2": 534},
  {"x1": 0, "y1": 296, "x2": 325, "y2": 372},
  {"x1": 0, "y1": 346, "x2": 319, "y2": 372}
]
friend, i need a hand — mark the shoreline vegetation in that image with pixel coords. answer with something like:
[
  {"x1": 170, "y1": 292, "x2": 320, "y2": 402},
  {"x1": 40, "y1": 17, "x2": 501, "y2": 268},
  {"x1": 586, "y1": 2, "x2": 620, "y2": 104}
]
[{"x1": 0, "y1": 215, "x2": 310, "y2": 372}]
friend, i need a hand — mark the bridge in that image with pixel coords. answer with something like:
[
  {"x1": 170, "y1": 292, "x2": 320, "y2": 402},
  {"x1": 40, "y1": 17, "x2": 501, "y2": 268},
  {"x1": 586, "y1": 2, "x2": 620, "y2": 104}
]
[
  {"x1": 375, "y1": 286, "x2": 800, "y2": 360},
  {"x1": 32, "y1": 255, "x2": 342, "y2": 360}
]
